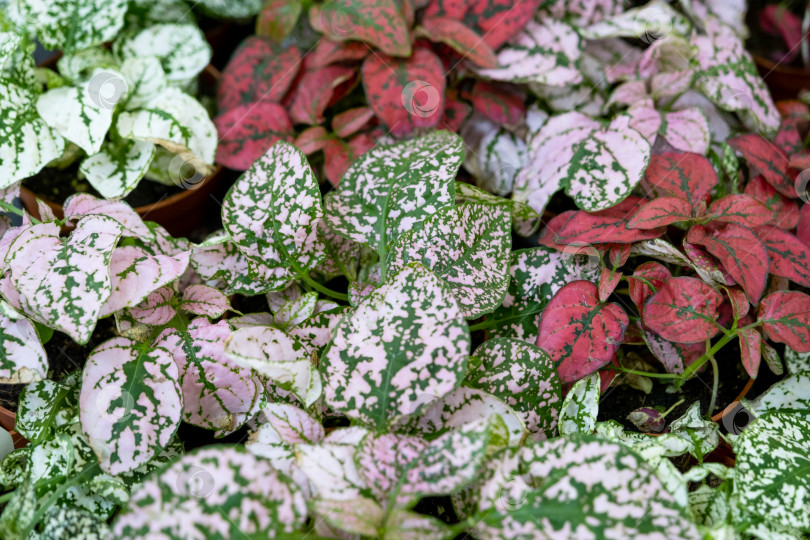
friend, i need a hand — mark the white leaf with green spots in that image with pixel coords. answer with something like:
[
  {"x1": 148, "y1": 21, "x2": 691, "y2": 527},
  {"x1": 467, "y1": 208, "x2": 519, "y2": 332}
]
[
  {"x1": 63, "y1": 193, "x2": 153, "y2": 240},
  {"x1": 0, "y1": 33, "x2": 21, "y2": 69},
  {"x1": 454, "y1": 182, "x2": 541, "y2": 237},
  {"x1": 179, "y1": 284, "x2": 229, "y2": 318},
  {"x1": 39, "y1": 507, "x2": 111, "y2": 540},
  {"x1": 56, "y1": 46, "x2": 117, "y2": 83},
  {"x1": 0, "y1": 311, "x2": 47, "y2": 383},
  {"x1": 733, "y1": 412, "x2": 810, "y2": 530},
  {"x1": 195, "y1": 0, "x2": 263, "y2": 17},
  {"x1": 80, "y1": 139, "x2": 155, "y2": 199},
  {"x1": 669, "y1": 401, "x2": 719, "y2": 458},
  {"x1": 744, "y1": 371, "x2": 810, "y2": 422},
  {"x1": 784, "y1": 348, "x2": 810, "y2": 374},
  {"x1": 99, "y1": 246, "x2": 189, "y2": 317},
  {"x1": 466, "y1": 338, "x2": 561, "y2": 440},
  {"x1": 324, "y1": 131, "x2": 464, "y2": 250},
  {"x1": 558, "y1": 372, "x2": 600, "y2": 436},
  {"x1": 296, "y1": 435, "x2": 371, "y2": 501},
  {"x1": 155, "y1": 318, "x2": 262, "y2": 436},
  {"x1": 35, "y1": 68, "x2": 125, "y2": 154},
  {"x1": 27, "y1": 432, "x2": 75, "y2": 484},
  {"x1": 565, "y1": 114, "x2": 651, "y2": 212},
  {"x1": 475, "y1": 435, "x2": 699, "y2": 540},
  {"x1": 387, "y1": 203, "x2": 511, "y2": 319},
  {"x1": 322, "y1": 264, "x2": 470, "y2": 430},
  {"x1": 689, "y1": 485, "x2": 730, "y2": 528},
  {"x1": 79, "y1": 337, "x2": 182, "y2": 475},
  {"x1": 0, "y1": 81, "x2": 65, "y2": 187},
  {"x1": 4, "y1": 216, "x2": 122, "y2": 344},
  {"x1": 288, "y1": 305, "x2": 348, "y2": 354},
  {"x1": 274, "y1": 291, "x2": 318, "y2": 331},
  {"x1": 222, "y1": 141, "x2": 325, "y2": 275},
  {"x1": 120, "y1": 56, "x2": 167, "y2": 111},
  {"x1": 112, "y1": 445, "x2": 307, "y2": 539},
  {"x1": 117, "y1": 24, "x2": 211, "y2": 84},
  {"x1": 247, "y1": 403, "x2": 323, "y2": 477},
  {"x1": 475, "y1": 128, "x2": 527, "y2": 197},
  {"x1": 15, "y1": 379, "x2": 74, "y2": 441},
  {"x1": 10, "y1": 0, "x2": 127, "y2": 53},
  {"x1": 580, "y1": 0, "x2": 691, "y2": 40}
]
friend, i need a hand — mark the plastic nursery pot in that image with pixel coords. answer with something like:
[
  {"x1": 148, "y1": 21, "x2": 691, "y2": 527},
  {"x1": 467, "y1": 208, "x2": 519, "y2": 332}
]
[
  {"x1": 0, "y1": 406, "x2": 28, "y2": 450},
  {"x1": 20, "y1": 65, "x2": 224, "y2": 239},
  {"x1": 753, "y1": 55, "x2": 810, "y2": 101}
]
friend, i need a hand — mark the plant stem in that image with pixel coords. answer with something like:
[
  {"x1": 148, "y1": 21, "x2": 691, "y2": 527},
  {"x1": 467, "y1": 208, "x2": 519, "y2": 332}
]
[
  {"x1": 297, "y1": 271, "x2": 348, "y2": 301},
  {"x1": 611, "y1": 365, "x2": 684, "y2": 379},
  {"x1": 0, "y1": 490, "x2": 15, "y2": 505},
  {"x1": 707, "y1": 351, "x2": 720, "y2": 419},
  {"x1": 661, "y1": 398, "x2": 685, "y2": 418}
]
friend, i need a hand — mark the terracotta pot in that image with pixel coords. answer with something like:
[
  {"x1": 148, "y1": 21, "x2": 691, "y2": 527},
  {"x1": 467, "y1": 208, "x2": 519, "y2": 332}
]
[
  {"x1": 754, "y1": 55, "x2": 810, "y2": 101},
  {"x1": 0, "y1": 406, "x2": 28, "y2": 450}
]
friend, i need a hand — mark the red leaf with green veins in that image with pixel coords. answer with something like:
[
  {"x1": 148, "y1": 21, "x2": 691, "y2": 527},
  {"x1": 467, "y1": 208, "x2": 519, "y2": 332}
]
[
  {"x1": 332, "y1": 107, "x2": 375, "y2": 138},
  {"x1": 798, "y1": 204, "x2": 810, "y2": 246},
  {"x1": 469, "y1": 81, "x2": 525, "y2": 127},
  {"x1": 315, "y1": 0, "x2": 410, "y2": 56},
  {"x1": 214, "y1": 103, "x2": 294, "y2": 170},
  {"x1": 729, "y1": 134, "x2": 795, "y2": 197},
  {"x1": 643, "y1": 276, "x2": 723, "y2": 343},
  {"x1": 598, "y1": 268, "x2": 621, "y2": 302},
  {"x1": 626, "y1": 197, "x2": 693, "y2": 229},
  {"x1": 537, "y1": 211, "x2": 579, "y2": 251},
  {"x1": 777, "y1": 100, "x2": 810, "y2": 131},
  {"x1": 643, "y1": 152, "x2": 717, "y2": 209},
  {"x1": 294, "y1": 126, "x2": 331, "y2": 155},
  {"x1": 554, "y1": 198, "x2": 666, "y2": 245},
  {"x1": 755, "y1": 226, "x2": 810, "y2": 288},
  {"x1": 537, "y1": 280, "x2": 629, "y2": 383},
  {"x1": 218, "y1": 37, "x2": 301, "y2": 113},
  {"x1": 686, "y1": 223, "x2": 769, "y2": 304},
  {"x1": 417, "y1": 17, "x2": 497, "y2": 68},
  {"x1": 738, "y1": 328, "x2": 761, "y2": 378},
  {"x1": 256, "y1": 0, "x2": 302, "y2": 43},
  {"x1": 362, "y1": 48, "x2": 446, "y2": 137},
  {"x1": 324, "y1": 134, "x2": 374, "y2": 186},
  {"x1": 440, "y1": 91, "x2": 471, "y2": 132},
  {"x1": 744, "y1": 175, "x2": 799, "y2": 229},
  {"x1": 775, "y1": 126, "x2": 803, "y2": 156},
  {"x1": 706, "y1": 194, "x2": 774, "y2": 228},
  {"x1": 628, "y1": 262, "x2": 671, "y2": 314},
  {"x1": 607, "y1": 244, "x2": 630, "y2": 267},
  {"x1": 759, "y1": 290, "x2": 810, "y2": 352},
  {"x1": 306, "y1": 38, "x2": 369, "y2": 69},
  {"x1": 423, "y1": 0, "x2": 542, "y2": 49},
  {"x1": 725, "y1": 287, "x2": 750, "y2": 320},
  {"x1": 289, "y1": 66, "x2": 356, "y2": 125},
  {"x1": 683, "y1": 241, "x2": 737, "y2": 286}
]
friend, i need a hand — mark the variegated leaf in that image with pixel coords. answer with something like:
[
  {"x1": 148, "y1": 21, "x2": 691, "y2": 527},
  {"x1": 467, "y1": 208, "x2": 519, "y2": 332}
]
[
  {"x1": 179, "y1": 284, "x2": 229, "y2": 318},
  {"x1": 745, "y1": 372, "x2": 810, "y2": 422},
  {"x1": 62, "y1": 193, "x2": 153, "y2": 240},
  {"x1": 315, "y1": 0, "x2": 410, "y2": 56},
  {"x1": 296, "y1": 428, "x2": 371, "y2": 501},
  {"x1": 222, "y1": 141, "x2": 325, "y2": 276},
  {"x1": 247, "y1": 403, "x2": 324, "y2": 475},
  {"x1": 324, "y1": 131, "x2": 464, "y2": 250},
  {"x1": 117, "y1": 24, "x2": 211, "y2": 84},
  {"x1": 15, "y1": 379, "x2": 74, "y2": 441},
  {"x1": 39, "y1": 507, "x2": 111, "y2": 540},
  {"x1": 558, "y1": 372, "x2": 600, "y2": 435},
  {"x1": 156, "y1": 318, "x2": 261, "y2": 436},
  {"x1": 5, "y1": 216, "x2": 122, "y2": 344},
  {"x1": 312, "y1": 497, "x2": 383, "y2": 536},
  {"x1": 119, "y1": 56, "x2": 168, "y2": 111},
  {"x1": 466, "y1": 338, "x2": 561, "y2": 440},
  {"x1": 662, "y1": 108, "x2": 711, "y2": 155},
  {"x1": 0, "y1": 310, "x2": 47, "y2": 384},
  {"x1": 79, "y1": 337, "x2": 182, "y2": 474},
  {"x1": 785, "y1": 347, "x2": 810, "y2": 374},
  {"x1": 127, "y1": 286, "x2": 177, "y2": 326},
  {"x1": 669, "y1": 402, "x2": 718, "y2": 458},
  {"x1": 112, "y1": 445, "x2": 307, "y2": 538},
  {"x1": 580, "y1": 0, "x2": 691, "y2": 40},
  {"x1": 80, "y1": 140, "x2": 155, "y2": 199},
  {"x1": 387, "y1": 203, "x2": 511, "y2": 319},
  {"x1": 323, "y1": 263, "x2": 470, "y2": 430},
  {"x1": 454, "y1": 183, "x2": 540, "y2": 237},
  {"x1": 273, "y1": 291, "x2": 317, "y2": 330},
  {"x1": 195, "y1": 0, "x2": 263, "y2": 17}
]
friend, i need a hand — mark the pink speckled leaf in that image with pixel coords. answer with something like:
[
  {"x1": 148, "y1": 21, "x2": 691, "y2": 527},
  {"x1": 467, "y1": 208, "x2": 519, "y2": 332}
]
[
  {"x1": 5, "y1": 216, "x2": 123, "y2": 344},
  {"x1": 662, "y1": 108, "x2": 711, "y2": 155},
  {"x1": 738, "y1": 327, "x2": 762, "y2": 378},
  {"x1": 112, "y1": 446, "x2": 307, "y2": 539},
  {"x1": 424, "y1": 0, "x2": 541, "y2": 49},
  {"x1": 745, "y1": 175, "x2": 799, "y2": 229},
  {"x1": 214, "y1": 102, "x2": 294, "y2": 171},
  {"x1": 417, "y1": 16, "x2": 497, "y2": 68},
  {"x1": 222, "y1": 141, "x2": 326, "y2": 275},
  {"x1": 273, "y1": 291, "x2": 317, "y2": 331},
  {"x1": 626, "y1": 197, "x2": 693, "y2": 229},
  {"x1": 256, "y1": 0, "x2": 302, "y2": 43},
  {"x1": 554, "y1": 197, "x2": 666, "y2": 244},
  {"x1": 79, "y1": 337, "x2": 182, "y2": 475},
  {"x1": 315, "y1": 0, "x2": 410, "y2": 56},
  {"x1": 322, "y1": 263, "x2": 470, "y2": 430},
  {"x1": 643, "y1": 152, "x2": 717, "y2": 209},
  {"x1": 289, "y1": 66, "x2": 355, "y2": 125},
  {"x1": 63, "y1": 193, "x2": 152, "y2": 240},
  {"x1": 0, "y1": 311, "x2": 48, "y2": 384},
  {"x1": 306, "y1": 38, "x2": 369, "y2": 69},
  {"x1": 323, "y1": 133, "x2": 375, "y2": 186},
  {"x1": 729, "y1": 134, "x2": 794, "y2": 198},
  {"x1": 755, "y1": 226, "x2": 810, "y2": 288},
  {"x1": 155, "y1": 318, "x2": 261, "y2": 436},
  {"x1": 641, "y1": 327, "x2": 706, "y2": 375},
  {"x1": 469, "y1": 81, "x2": 525, "y2": 127},
  {"x1": 129, "y1": 286, "x2": 177, "y2": 326},
  {"x1": 643, "y1": 276, "x2": 723, "y2": 344},
  {"x1": 179, "y1": 284, "x2": 230, "y2": 318},
  {"x1": 758, "y1": 290, "x2": 810, "y2": 352},
  {"x1": 537, "y1": 280, "x2": 629, "y2": 383},
  {"x1": 332, "y1": 107, "x2": 375, "y2": 138},
  {"x1": 294, "y1": 126, "x2": 331, "y2": 155}
]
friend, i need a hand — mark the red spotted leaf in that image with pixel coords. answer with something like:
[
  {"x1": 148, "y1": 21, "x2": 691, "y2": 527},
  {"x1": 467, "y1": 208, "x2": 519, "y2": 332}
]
[
  {"x1": 607, "y1": 244, "x2": 631, "y2": 267},
  {"x1": 554, "y1": 197, "x2": 666, "y2": 245},
  {"x1": 683, "y1": 241, "x2": 737, "y2": 287},
  {"x1": 215, "y1": 103, "x2": 294, "y2": 170},
  {"x1": 314, "y1": 0, "x2": 410, "y2": 56},
  {"x1": 627, "y1": 197, "x2": 693, "y2": 229},
  {"x1": 643, "y1": 152, "x2": 717, "y2": 209},
  {"x1": 738, "y1": 328, "x2": 761, "y2": 379},
  {"x1": 777, "y1": 100, "x2": 810, "y2": 133},
  {"x1": 775, "y1": 126, "x2": 803, "y2": 156},
  {"x1": 598, "y1": 268, "x2": 621, "y2": 303},
  {"x1": 423, "y1": 0, "x2": 542, "y2": 49},
  {"x1": 218, "y1": 37, "x2": 301, "y2": 113},
  {"x1": 744, "y1": 175, "x2": 799, "y2": 229},
  {"x1": 417, "y1": 17, "x2": 497, "y2": 68},
  {"x1": 643, "y1": 276, "x2": 723, "y2": 344},
  {"x1": 362, "y1": 48, "x2": 445, "y2": 137},
  {"x1": 755, "y1": 225, "x2": 810, "y2": 288},
  {"x1": 289, "y1": 66, "x2": 356, "y2": 125},
  {"x1": 798, "y1": 204, "x2": 810, "y2": 246},
  {"x1": 256, "y1": 0, "x2": 303, "y2": 43},
  {"x1": 627, "y1": 261, "x2": 671, "y2": 314},
  {"x1": 305, "y1": 38, "x2": 369, "y2": 69},
  {"x1": 469, "y1": 81, "x2": 525, "y2": 128},
  {"x1": 294, "y1": 126, "x2": 331, "y2": 155},
  {"x1": 537, "y1": 280, "x2": 629, "y2": 384},
  {"x1": 324, "y1": 133, "x2": 374, "y2": 186},
  {"x1": 758, "y1": 290, "x2": 810, "y2": 352},
  {"x1": 537, "y1": 210, "x2": 578, "y2": 251},
  {"x1": 706, "y1": 194, "x2": 774, "y2": 228},
  {"x1": 440, "y1": 91, "x2": 471, "y2": 132},
  {"x1": 686, "y1": 223, "x2": 769, "y2": 304},
  {"x1": 729, "y1": 134, "x2": 795, "y2": 198},
  {"x1": 332, "y1": 107, "x2": 375, "y2": 138},
  {"x1": 725, "y1": 287, "x2": 750, "y2": 321}
]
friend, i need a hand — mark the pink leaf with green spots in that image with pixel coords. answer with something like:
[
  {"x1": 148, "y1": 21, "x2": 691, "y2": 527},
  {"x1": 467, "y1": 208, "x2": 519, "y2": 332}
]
[
  {"x1": 0, "y1": 312, "x2": 48, "y2": 384},
  {"x1": 214, "y1": 102, "x2": 294, "y2": 171},
  {"x1": 554, "y1": 197, "x2": 666, "y2": 244},
  {"x1": 706, "y1": 194, "x2": 774, "y2": 227},
  {"x1": 755, "y1": 226, "x2": 810, "y2": 288},
  {"x1": 63, "y1": 193, "x2": 152, "y2": 240},
  {"x1": 643, "y1": 152, "x2": 717, "y2": 209},
  {"x1": 289, "y1": 66, "x2": 356, "y2": 125},
  {"x1": 294, "y1": 126, "x2": 331, "y2": 155},
  {"x1": 332, "y1": 106, "x2": 375, "y2": 138},
  {"x1": 129, "y1": 286, "x2": 177, "y2": 326},
  {"x1": 424, "y1": 0, "x2": 543, "y2": 49},
  {"x1": 730, "y1": 134, "x2": 795, "y2": 198},
  {"x1": 626, "y1": 197, "x2": 693, "y2": 229},
  {"x1": 417, "y1": 17, "x2": 497, "y2": 68},
  {"x1": 745, "y1": 175, "x2": 799, "y2": 229},
  {"x1": 759, "y1": 291, "x2": 810, "y2": 352},
  {"x1": 323, "y1": 133, "x2": 374, "y2": 186},
  {"x1": 627, "y1": 261, "x2": 671, "y2": 314},
  {"x1": 179, "y1": 284, "x2": 230, "y2": 318},
  {"x1": 256, "y1": 0, "x2": 303, "y2": 43},
  {"x1": 641, "y1": 327, "x2": 706, "y2": 375},
  {"x1": 314, "y1": 0, "x2": 410, "y2": 56},
  {"x1": 738, "y1": 327, "x2": 762, "y2": 378},
  {"x1": 469, "y1": 81, "x2": 525, "y2": 127},
  {"x1": 662, "y1": 108, "x2": 711, "y2": 155},
  {"x1": 305, "y1": 38, "x2": 369, "y2": 69},
  {"x1": 643, "y1": 276, "x2": 723, "y2": 344}
]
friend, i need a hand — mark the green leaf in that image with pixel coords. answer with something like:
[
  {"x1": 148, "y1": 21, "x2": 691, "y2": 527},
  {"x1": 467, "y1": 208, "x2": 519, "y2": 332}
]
[{"x1": 558, "y1": 372, "x2": 600, "y2": 436}]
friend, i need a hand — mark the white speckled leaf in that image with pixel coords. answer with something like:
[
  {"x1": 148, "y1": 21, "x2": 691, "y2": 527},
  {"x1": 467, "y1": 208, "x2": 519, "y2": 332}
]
[
  {"x1": 117, "y1": 24, "x2": 210, "y2": 84},
  {"x1": 785, "y1": 348, "x2": 810, "y2": 374},
  {"x1": 476, "y1": 19, "x2": 582, "y2": 86},
  {"x1": 39, "y1": 507, "x2": 111, "y2": 540},
  {"x1": 669, "y1": 401, "x2": 719, "y2": 458},
  {"x1": 475, "y1": 129, "x2": 527, "y2": 197},
  {"x1": 155, "y1": 318, "x2": 261, "y2": 436},
  {"x1": 580, "y1": 0, "x2": 691, "y2": 40},
  {"x1": 558, "y1": 372, "x2": 600, "y2": 436},
  {"x1": 11, "y1": 0, "x2": 127, "y2": 53},
  {"x1": 274, "y1": 291, "x2": 317, "y2": 331},
  {"x1": 733, "y1": 412, "x2": 810, "y2": 530},
  {"x1": 179, "y1": 284, "x2": 230, "y2": 318},
  {"x1": 195, "y1": 0, "x2": 263, "y2": 18},
  {"x1": 80, "y1": 139, "x2": 155, "y2": 199},
  {"x1": 79, "y1": 337, "x2": 182, "y2": 475},
  {"x1": 0, "y1": 311, "x2": 47, "y2": 384},
  {"x1": 100, "y1": 246, "x2": 189, "y2": 317},
  {"x1": 475, "y1": 435, "x2": 699, "y2": 539},
  {"x1": 662, "y1": 108, "x2": 711, "y2": 155},
  {"x1": 0, "y1": 80, "x2": 65, "y2": 187},
  {"x1": 112, "y1": 445, "x2": 307, "y2": 539},
  {"x1": 296, "y1": 435, "x2": 371, "y2": 501},
  {"x1": 467, "y1": 338, "x2": 561, "y2": 440},
  {"x1": 15, "y1": 379, "x2": 73, "y2": 441},
  {"x1": 387, "y1": 203, "x2": 511, "y2": 319},
  {"x1": 322, "y1": 263, "x2": 470, "y2": 430},
  {"x1": 0, "y1": 33, "x2": 21, "y2": 68},
  {"x1": 324, "y1": 131, "x2": 464, "y2": 249},
  {"x1": 120, "y1": 56, "x2": 167, "y2": 111},
  {"x1": 288, "y1": 305, "x2": 348, "y2": 353},
  {"x1": 5, "y1": 216, "x2": 123, "y2": 344},
  {"x1": 222, "y1": 141, "x2": 325, "y2": 275},
  {"x1": 745, "y1": 371, "x2": 810, "y2": 422},
  {"x1": 128, "y1": 286, "x2": 176, "y2": 326},
  {"x1": 454, "y1": 182, "x2": 541, "y2": 237},
  {"x1": 565, "y1": 114, "x2": 651, "y2": 212}
]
